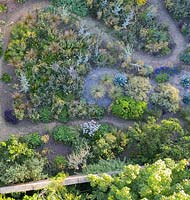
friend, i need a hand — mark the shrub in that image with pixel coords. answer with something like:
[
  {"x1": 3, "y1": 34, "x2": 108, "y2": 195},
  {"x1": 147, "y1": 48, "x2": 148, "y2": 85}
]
[
  {"x1": 125, "y1": 76, "x2": 151, "y2": 101},
  {"x1": 51, "y1": 0, "x2": 89, "y2": 17},
  {"x1": 155, "y1": 73, "x2": 169, "y2": 83},
  {"x1": 180, "y1": 46, "x2": 190, "y2": 64},
  {"x1": 127, "y1": 117, "x2": 185, "y2": 163},
  {"x1": 182, "y1": 94, "x2": 190, "y2": 105},
  {"x1": 57, "y1": 105, "x2": 69, "y2": 122},
  {"x1": 1, "y1": 73, "x2": 13, "y2": 83},
  {"x1": 92, "y1": 128, "x2": 128, "y2": 160},
  {"x1": 68, "y1": 101, "x2": 104, "y2": 120},
  {"x1": 52, "y1": 125, "x2": 79, "y2": 145},
  {"x1": 67, "y1": 144, "x2": 90, "y2": 170},
  {"x1": 108, "y1": 85, "x2": 123, "y2": 100},
  {"x1": 82, "y1": 158, "x2": 126, "y2": 174},
  {"x1": 180, "y1": 76, "x2": 190, "y2": 88},
  {"x1": 0, "y1": 3, "x2": 7, "y2": 13},
  {"x1": 114, "y1": 73, "x2": 128, "y2": 87},
  {"x1": 54, "y1": 155, "x2": 68, "y2": 170},
  {"x1": 20, "y1": 132, "x2": 43, "y2": 149},
  {"x1": 150, "y1": 83, "x2": 180, "y2": 112},
  {"x1": 91, "y1": 85, "x2": 105, "y2": 99},
  {"x1": 38, "y1": 107, "x2": 54, "y2": 123},
  {"x1": 111, "y1": 96, "x2": 147, "y2": 120}
]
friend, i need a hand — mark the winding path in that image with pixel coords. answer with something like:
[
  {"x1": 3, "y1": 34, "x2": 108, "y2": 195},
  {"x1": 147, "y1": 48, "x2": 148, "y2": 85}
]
[{"x1": 0, "y1": 0, "x2": 187, "y2": 140}]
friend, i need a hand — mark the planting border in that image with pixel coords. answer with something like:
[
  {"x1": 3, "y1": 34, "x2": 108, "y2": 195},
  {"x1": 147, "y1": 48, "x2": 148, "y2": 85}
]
[{"x1": 0, "y1": 171, "x2": 119, "y2": 194}]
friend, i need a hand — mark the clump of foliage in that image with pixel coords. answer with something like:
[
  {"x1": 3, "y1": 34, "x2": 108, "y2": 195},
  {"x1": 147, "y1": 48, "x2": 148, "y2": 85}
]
[
  {"x1": 111, "y1": 96, "x2": 147, "y2": 120},
  {"x1": 68, "y1": 101, "x2": 105, "y2": 120},
  {"x1": 0, "y1": 3, "x2": 7, "y2": 13},
  {"x1": 155, "y1": 73, "x2": 169, "y2": 83},
  {"x1": 125, "y1": 76, "x2": 151, "y2": 101},
  {"x1": 180, "y1": 76, "x2": 190, "y2": 88},
  {"x1": 180, "y1": 46, "x2": 190, "y2": 64},
  {"x1": 54, "y1": 155, "x2": 68, "y2": 170},
  {"x1": 67, "y1": 143, "x2": 90, "y2": 170},
  {"x1": 182, "y1": 94, "x2": 190, "y2": 104},
  {"x1": 88, "y1": 159, "x2": 190, "y2": 199},
  {"x1": 127, "y1": 117, "x2": 188, "y2": 163},
  {"x1": 0, "y1": 136, "x2": 46, "y2": 185},
  {"x1": 150, "y1": 83, "x2": 180, "y2": 112},
  {"x1": 165, "y1": 0, "x2": 190, "y2": 20},
  {"x1": 51, "y1": 0, "x2": 89, "y2": 17},
  {"x1": 20, "y1": 132, "x2": 43, "y2": 149},
  {"x1": 91, "y1": 85, "x2": 105, "y2": 99},
  {"x1": 52, "y1": 125, "x2": 79, "y2": 145},
  {"x1": 82, "y1": 158, "x2": 126, "y2": 174},
  {"x1": 114, "y1": 73, "x2": 128, "y2": 87},
  {"x1": 1, "y1": 73, "x2": 13, "y2": 83},
  {"x1": 90, "y1": 126, "x2": 128, "y2": 160}
]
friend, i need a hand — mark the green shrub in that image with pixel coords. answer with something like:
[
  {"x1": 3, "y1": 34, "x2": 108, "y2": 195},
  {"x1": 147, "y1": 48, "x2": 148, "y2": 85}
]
[
  {"x1": 180, "y1": 46, "x2": 190, "y2": 64},
  {"x1": 82, "y1": 158, "x2": 126, "y2": 174},
  {"x1": 111, "y1": 96, "x2": 147, "y2": 120},
  {"x1": 52, "y1": 125, "x2": 79, "y2": 145},
  {"x1": 0, "y1": 3, "x2": 7, "y2": 13},
  {"x1": 155, "y1": 73, "x2": 169, "y2": 83},
  {"x1": 1, "y1": 73, "x2": 13, "y2": 83},
  {"x1": 0, "y1": 136, "x2": 46, "y2": 185},
  {"x1": 54, "y1": 155, "x2": 68, "y2": 170},
  {"x1": 91, "y1": 127, "x2": 128, "y2": 160},
  {"x1": 127, "y1": 117, "x2": 185, "y2": 163},
  {"x1": 125, "y1": 76, "x2": 151, "y2": 101},
  {"x1": 57, "y1": 105, "x2": 69, "y2": 122},
  {"x1": 20, "y1": 132, "x2": 42, "y2": 149},
  {"x1": 38, "y1": 107, "x2": 54, "y2": 123},
  {"x1": 150, "y1": 83, "x2": 180, "y2": 112},
  {"x1": 51, "y1": 0, "x2": 89, "y2": 17}
]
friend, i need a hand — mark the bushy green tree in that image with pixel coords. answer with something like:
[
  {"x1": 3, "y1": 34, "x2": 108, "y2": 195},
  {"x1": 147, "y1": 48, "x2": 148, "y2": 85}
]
[{"x1": 127, "y1": 117, "x2": 189, "y2": 163}]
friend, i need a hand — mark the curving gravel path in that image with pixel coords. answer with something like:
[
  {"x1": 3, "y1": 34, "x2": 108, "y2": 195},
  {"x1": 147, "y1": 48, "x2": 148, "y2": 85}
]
[{"x1": 0, "y1": 0, "x2": 187, "y2": 140}]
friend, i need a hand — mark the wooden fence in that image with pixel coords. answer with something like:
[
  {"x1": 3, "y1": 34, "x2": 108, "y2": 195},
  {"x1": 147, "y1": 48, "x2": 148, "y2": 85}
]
[{"x1": 0, "y1": 172, "x2": 119, "y2": 194}]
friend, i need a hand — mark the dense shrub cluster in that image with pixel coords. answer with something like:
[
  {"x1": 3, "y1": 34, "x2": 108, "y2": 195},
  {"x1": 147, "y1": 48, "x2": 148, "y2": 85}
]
[
  {"x1": 0, "y1": 136, "x2": 46, "y2": 185},
  {"x1": 165, "y1": 0, "x2": 190, "y2": 20},
  {"x1": 87, "y1": 0, "x2": 173, "y2": 55}
]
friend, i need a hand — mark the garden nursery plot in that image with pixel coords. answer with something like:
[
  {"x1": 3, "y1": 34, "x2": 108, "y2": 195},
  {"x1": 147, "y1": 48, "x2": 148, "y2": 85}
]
[{"x1": 1, "y1": 0, "x2": 190, "y2": 199}]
